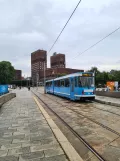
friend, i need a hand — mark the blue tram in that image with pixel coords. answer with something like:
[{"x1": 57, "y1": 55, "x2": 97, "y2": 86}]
[{"x1": 45, "y1": 72, "x2": 95, "y2": 101}]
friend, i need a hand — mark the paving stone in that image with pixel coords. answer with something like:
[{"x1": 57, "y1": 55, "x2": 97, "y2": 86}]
[
  {"x1": 0, "y1": 139, "x2": 12, "y2": 145},
  {"x1": 12, "y1": 139, "x2": 30, "y2": 144},
  {"x1": 0, "y1": 150, "x2": 8, "y2": 157},
  {"x1": 30, "y1": 143, "x2": 60, "y2": 152},
  {"x1": 30, "y1": 134, "x2": 53, "y2": 141},
  {"x1": 20, "y1": 151, "x2": 44, "y2": 160},
  {"x1": 1, "y1": 143, "x2": 22, "y2": 150},
  {"x1": 8, "y1": 127, "x2": 17, "y2": 130},
  {"x1": 30, "y1": 155, "x2": 68, "y2": 161},
  {"x1": 8, "y1": 146, "x2": 30, "y2": 155},
  {"x1": 0, "y1": 132, "x2": 4, "y2": 137},
  {"x1": 3, "y1": 132, "x2": 13, "y2": 137},
  {"x1": 109, "y1": 137, "x2": 120, "y2": 148},
  {"x1": 44, "y1": 147, "x2": 64, "y2": 157},
  {"x1": 43, "y1": 155, "x2": 68, "y2": 161},
  {"x1": 0, "y1": 156, "x2": 19, "y2": 161},
  {"x1": 40, "y1": 137, "x2": 58, "y2": 145},
  {"x1": 86, "y1": 155, "x2": 100, "y2": 161},
  {"x1": 2, "y1": 134, "x2": 25, "y2": 140},
  {"x1": 13, "y1": 132, "x2": 26, "y2": 136},
  {"x1": 102, "y1": 145, "x2": 120, "y2": 161},
  {"x1": 0, "y1": 89, "x2": 68, "y2": 161},
  {"x1": 21, "y1": 141, "x2": 41, "y2": 148}
]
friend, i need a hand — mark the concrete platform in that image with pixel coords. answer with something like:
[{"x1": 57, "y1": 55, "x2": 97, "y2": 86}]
[
  {"x1": 95, "y1": 95, "x2": 120, "y2": 107},
  {"x1": 0, "y1": 89, "x2": 69, "y2": 161},
  {"x1": 0, "y1": 93, "x2": 16, "y2": 107}
]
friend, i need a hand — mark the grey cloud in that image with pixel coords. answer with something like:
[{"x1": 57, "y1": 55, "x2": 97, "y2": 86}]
[{"x1": 0, "y1": 0, "x2": 120, "y2": 76}]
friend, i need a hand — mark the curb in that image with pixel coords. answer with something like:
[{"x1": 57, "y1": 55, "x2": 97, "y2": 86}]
[
  {"x1": 95, "y1": 99, "x2": 120, "y2": 107},
  {"x1": 0, "y1": 93, "x2": 16, "y2": 108},
  {"x1": 33, "y1": 96, "x2": 83, "y2": 161}
]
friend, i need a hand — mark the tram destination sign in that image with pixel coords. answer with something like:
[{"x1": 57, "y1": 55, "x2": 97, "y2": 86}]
[{"x1": 82, "y1": 73, "x2": 93, "y2": 77}]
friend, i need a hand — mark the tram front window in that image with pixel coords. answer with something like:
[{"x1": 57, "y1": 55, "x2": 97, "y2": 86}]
[{"x1": 79, "y1": 77, "x2": 94, "y2": 88}]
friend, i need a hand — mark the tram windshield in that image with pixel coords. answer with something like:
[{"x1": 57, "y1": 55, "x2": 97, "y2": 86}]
[{"x1": 78, "y1": 76, "x2": 94, "y2": 88}]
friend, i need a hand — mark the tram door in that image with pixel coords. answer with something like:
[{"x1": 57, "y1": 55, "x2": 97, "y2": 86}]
[{"x1": 70, "y1": 77, "x2": 75, "y2": 100}]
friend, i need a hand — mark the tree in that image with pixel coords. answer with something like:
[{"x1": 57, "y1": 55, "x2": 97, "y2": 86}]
[
  {"x1": 110, "y1": 70, "x2": 120, "y2": 81},
  {"x1": 88, "y1": 67, "x2": 120, "y2": 87},
  {"x1": 0, "y1": 61, "x2": 15, "y2": 84},
  {"x1": 88, "y1": 67, "x2": 100, "y2": 74}
]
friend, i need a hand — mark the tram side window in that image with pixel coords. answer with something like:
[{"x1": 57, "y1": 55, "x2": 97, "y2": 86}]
[
  {"x1": 55, "y1": 81, "x2": 58, "y2": 87},
  {"x1": 78, "y1": 77, "x2": 82, "y2": 87},
  {"x1": 56, "y1": 80, "x2": 60, "y2": 87},
  {"x1": 75, "y1": 77, "x2": 78, "y2": 87},
  {"x1": 65, "y1": 79, "x2": 70, "y2": 87},
  {"x1": 46, "y1": 82, "x2": 48, "y2": 87},
  {"x1": 48, "y1": 82, "x2": 52, "y2": 86},
  {"x1": 60, "y1": 80, "x2": 65, "y2": 87}
]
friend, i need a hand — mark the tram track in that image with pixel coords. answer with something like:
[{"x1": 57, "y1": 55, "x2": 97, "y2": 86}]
[
  {"x1": 36, "y1": 91, "x2": 120, "y2": 137},
  {"x1": 36, "y1": 90, "x2": 120, "y2": 117},
  {"x1": 87, "y1": 102, "x2": 120, "y2": 117},
  {"x1": 34, "y1": 91, "x2": 120, "y2": 136},
  {"x1": 40, "y1": 91, "x2": 120, "y2": 117},
  {"x1": 50, "y1": 95, "x2": 120, "y2": 117},
  {"x1": 32, "y1": 90, "x2": 106, "y2": 161}
]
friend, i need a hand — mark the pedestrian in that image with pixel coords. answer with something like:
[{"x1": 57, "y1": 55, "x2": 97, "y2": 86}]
[
  {"x1": 28, "y1": 86, "x2": 30, "y2": 91},
  {"x1": 107, "y1": 86, "x2": 109, "y2": 92}
]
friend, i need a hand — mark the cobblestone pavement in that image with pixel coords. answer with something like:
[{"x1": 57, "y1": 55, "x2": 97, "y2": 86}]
[
  {"x1": 95, "y1": 95, "x2": 120, "y2": 106},
  {"x1": 0, "y1": 88, "x2": 68, "y2": 161}
]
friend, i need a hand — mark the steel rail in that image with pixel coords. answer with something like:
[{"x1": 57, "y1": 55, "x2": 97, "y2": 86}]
[{"x1": 32, "y1": 90, "x2": 106, "y2": 161}]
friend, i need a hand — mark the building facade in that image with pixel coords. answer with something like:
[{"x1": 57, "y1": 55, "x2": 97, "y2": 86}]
[
  {"x1": 31, "y1": 50, "x2": 47, "y2": 83},
  {"x1": 50, "y1": 53, "x2": 65, "y2": 68},
  {"x1": 31, "y1": 50, "x2": 84, "y2": 85},
  {"x1": 14, "y1": 70, "x2": 22, "y2": 80}
]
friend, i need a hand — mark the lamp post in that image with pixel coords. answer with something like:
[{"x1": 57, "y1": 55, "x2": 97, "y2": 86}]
[
  {"x1": 36, "y1": 73, "x2": 39, "y2": 90},
  {"x1": 21, "y1": 77, "x2": 22, "y2": 88},
  {"x1": 94, "y1": 70, "x2": 96, "y2": 87},
  {"x1": 27, "y1": 76, "x2": 28, "y2": 87},
  {"x1": 44, "y1": 62, "x2": 46, "y2": 94}
]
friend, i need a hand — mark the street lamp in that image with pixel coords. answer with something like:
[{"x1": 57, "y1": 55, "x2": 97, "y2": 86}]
[
  {"x1": 36, "y1": 73, "x2": 39, "y2": 90},
  {"x1": 44, "y1": 62, "x2": 46, "y2": 94},
  {"x1": 94, "y1": 70, "x2": 96, "y2": 87}
]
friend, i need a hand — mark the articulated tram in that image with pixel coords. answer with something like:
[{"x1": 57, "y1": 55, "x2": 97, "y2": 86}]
[{"x1": 45, "y1": 72, "x2": 95, "y2": 101}]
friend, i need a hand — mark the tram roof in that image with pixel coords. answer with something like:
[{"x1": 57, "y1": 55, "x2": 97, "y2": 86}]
[{"x1": 46, "y1": 72, "x2": 94, "y2": 82}]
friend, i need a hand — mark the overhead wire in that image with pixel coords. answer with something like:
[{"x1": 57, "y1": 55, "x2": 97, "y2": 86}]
[
  {"x1": 73, "y1": 26, "x2": 120, "y2": 59},
  {"x1": 48, "y1": 0, "x2": 82, "y2": 53}
]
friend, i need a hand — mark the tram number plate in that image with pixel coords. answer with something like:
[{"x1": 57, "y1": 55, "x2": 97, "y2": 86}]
[{"x1": 84, "y1": 90, "x2": 93, "y2": 92}]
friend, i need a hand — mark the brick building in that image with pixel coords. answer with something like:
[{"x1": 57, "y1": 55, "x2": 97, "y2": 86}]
[
  {"x1": 31, "y1": 50, "x2": 84, "y2": 84},
  {"x1": 31, "y1": 50, "x2": 47, "y2": 83},
  {"x1": 14, "y1": 70, "x2": 22, "y2": 80},
  {"x1": 50, "y1": 53, "x2": 65, "y2": 68}
]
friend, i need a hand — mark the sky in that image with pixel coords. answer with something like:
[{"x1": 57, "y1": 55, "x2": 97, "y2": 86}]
[{"x1": 0, "y1": 0, "x2": 120, "y2": 76}]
